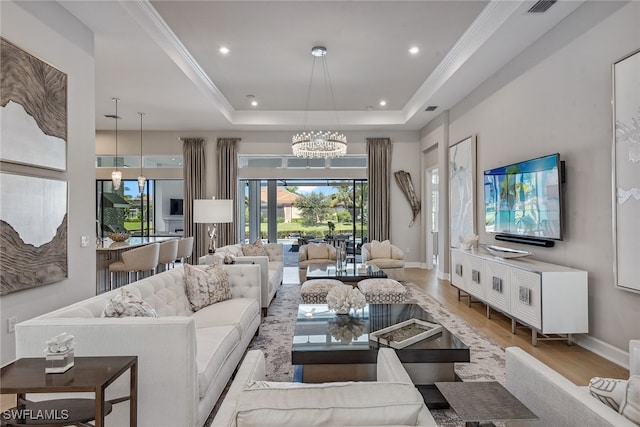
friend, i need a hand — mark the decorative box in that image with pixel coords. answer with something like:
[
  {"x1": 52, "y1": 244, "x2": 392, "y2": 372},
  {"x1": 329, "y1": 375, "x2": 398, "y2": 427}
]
[
  {"x1": 45, "y1": 348, "x2": 74, "y2": 374},
  {"x1": 369, "y1": 318, "x2": 443, "y2": 349}
]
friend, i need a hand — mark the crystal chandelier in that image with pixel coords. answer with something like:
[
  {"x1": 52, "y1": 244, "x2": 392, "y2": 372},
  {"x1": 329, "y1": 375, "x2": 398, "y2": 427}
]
[
  {"x1": 137, "y1": 112, "x2": 146, "y2": 194},
  {"x1": 292, "y1": 46, "x2": 347, "y2": 159}
]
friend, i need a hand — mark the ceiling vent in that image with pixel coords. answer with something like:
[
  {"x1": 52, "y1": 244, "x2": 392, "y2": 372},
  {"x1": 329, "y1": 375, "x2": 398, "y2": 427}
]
[
  {"x1": 425, "y1": 106, "x2": 438, "y2": 112},
  {"x1": 527, "y1": 0, "x2": 557, "y2": 13}
]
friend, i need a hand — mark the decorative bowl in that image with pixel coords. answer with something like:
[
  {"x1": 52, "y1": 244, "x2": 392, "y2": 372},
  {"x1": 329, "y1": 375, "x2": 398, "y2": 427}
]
[
  {"x1": 108, "y1": 232, "x2": 130, "y2": 242},
  {"x1": 481, "y1": 244, "x2": 533, "y2": 259}
]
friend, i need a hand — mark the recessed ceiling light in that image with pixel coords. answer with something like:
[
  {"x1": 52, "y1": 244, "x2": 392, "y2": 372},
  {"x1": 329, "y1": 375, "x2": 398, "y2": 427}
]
[
  {"x1": 251, "y1": 101, "x2": 258, "y2": 107},
  {"x1": 409, "y1": 46, "x2": 419, "y2": 55},
  {"x1": 379, "y1": 100, "x2": 387, "y2": 107},
  {"x1": 219, "y1": 46, "x2": 230, "y2": 54}
]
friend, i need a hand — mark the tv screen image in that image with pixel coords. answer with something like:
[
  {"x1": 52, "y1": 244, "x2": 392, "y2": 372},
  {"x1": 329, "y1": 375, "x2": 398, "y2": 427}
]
[
  {"x1": 484, "y1": 153, "x2": 562, "y2": 240},
  {"x1": 170, "y1": 198, "x2": 183, "y2": 216}
]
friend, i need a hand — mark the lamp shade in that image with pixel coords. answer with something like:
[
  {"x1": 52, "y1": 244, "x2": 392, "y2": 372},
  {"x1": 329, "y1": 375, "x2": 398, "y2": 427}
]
[{"x1": 193, "y1": 199, "x2": 233, "y2": 224}]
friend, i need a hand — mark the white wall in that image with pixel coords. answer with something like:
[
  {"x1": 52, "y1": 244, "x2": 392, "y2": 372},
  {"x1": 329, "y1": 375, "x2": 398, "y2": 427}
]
[
  {"x1": 443, "y1": 1, "x2": 640, "y2": 355},
  {"x1": 0, "y1": 1, "x2": 96, "y2": 365}
]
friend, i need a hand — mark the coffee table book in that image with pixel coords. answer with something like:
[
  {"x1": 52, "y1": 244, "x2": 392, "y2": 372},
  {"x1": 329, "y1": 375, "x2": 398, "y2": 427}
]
[{"x1": 369, "y1": 318, "x2": 443, "y2": 349}]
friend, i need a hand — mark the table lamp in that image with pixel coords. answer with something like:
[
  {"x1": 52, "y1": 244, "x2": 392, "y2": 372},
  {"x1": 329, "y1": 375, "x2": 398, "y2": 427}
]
[{"x1": 193, "y1": 198, "x2": 233, "y2": 253}]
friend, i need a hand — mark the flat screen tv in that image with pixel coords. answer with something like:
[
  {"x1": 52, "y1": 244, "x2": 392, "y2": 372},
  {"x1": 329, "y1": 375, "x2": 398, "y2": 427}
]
[
  {"x1": 170, "y1": 198, "x2": 183, "y2": 216},
  {"x1": 484, "y1": 153, "x2": 563, "y2": 241}
]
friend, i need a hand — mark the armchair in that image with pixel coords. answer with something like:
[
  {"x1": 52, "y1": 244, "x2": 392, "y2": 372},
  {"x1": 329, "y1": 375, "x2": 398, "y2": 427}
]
[
  {"x1": 298, "y1": 242, "x2": 337, "y2": 282},
  {"x1": 361, "y1": 239, "x2": 405, "y2": 281}
]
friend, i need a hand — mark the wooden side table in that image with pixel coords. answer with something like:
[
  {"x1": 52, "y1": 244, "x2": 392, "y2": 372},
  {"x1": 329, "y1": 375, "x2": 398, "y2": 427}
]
[{"x1": 1, "y1": 356, "x2": 137, "y2": 427}]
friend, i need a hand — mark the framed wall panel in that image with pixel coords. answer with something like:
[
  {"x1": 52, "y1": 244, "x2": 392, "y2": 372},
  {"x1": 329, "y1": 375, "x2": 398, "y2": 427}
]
[
  {"x1": 449, "y1": 135, "x2": 476, "y2": 248},
  {"x1": 0, "y1": 37, "x2": 67, "y2": 171},
  {"x1": 612, "y1": 48, "x2": 640, "y2": 293},
  {"x1": 0, "y1": 172, "x2": 68, "y2": 295}
]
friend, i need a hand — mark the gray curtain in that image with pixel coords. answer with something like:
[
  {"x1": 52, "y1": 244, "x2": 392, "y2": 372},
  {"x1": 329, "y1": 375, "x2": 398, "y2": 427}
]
[
  {"x1": 216, "y1": 137, "x2": 240, "y2": 246},
  {"x1": 367, "y1": 137, "x2": 391, "y2": 241},
  {"x1": 182, "y1": 137, "x2": 207, "y2": 263}
]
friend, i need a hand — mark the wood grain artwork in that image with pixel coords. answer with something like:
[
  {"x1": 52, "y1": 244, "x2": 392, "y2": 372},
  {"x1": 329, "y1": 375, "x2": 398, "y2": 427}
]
[
  {"x1": 0, "y1": 37, "x2": 67, "y2": 170},
  {"x1": 0, "y1": 173, "x2": 68, "y2": 295}
]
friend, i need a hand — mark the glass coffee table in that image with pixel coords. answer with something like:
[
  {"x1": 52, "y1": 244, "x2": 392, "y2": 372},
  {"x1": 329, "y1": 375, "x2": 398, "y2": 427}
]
[
  {"x1": 305, "y1": 262, "x2": 387, "y2": 283},
  {"x1": 292, "y1": 303, "x2": 470, "y2": 408}
]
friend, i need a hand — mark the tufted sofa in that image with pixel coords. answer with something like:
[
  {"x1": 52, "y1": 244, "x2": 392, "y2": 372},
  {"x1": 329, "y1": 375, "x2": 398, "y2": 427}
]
[
  {"x1": 15, "y1": 264, "x2": 262, "y2": 427},
  {"x1": 362, "y1": 240, "x2": 405, "y2": 281},
  {"x1": 212, "y1": 348, "x2": 437, "y2": 426},
  {"x1": 201, "y1": 243, "x2": 283, "y2": 316},
  {"x1": 298, "y1": 242, "x2": 337, "y2": 282}
]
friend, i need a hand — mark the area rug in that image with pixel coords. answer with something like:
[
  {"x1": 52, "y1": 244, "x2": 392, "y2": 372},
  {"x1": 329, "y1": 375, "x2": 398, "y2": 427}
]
[{"x1": 205, "y1": 282, "x2": 506, "y2": 426}]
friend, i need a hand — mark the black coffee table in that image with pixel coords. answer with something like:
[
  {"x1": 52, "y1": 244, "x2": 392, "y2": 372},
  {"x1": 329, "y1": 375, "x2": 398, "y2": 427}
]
[
  {"x1": 292, "y1": 303, "x2": 470, "y2": 408},
  {"x1": 305, "y1": 262, "x2": 387, "y2": 283}
]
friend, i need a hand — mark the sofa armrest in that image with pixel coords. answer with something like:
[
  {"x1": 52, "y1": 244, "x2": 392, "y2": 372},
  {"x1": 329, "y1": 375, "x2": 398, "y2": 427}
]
[
  {"x1": 212, "y1": 350, "x2": 266, "y2": 427},
  {"x1": 391, "y1": 245, "x2": 405, "y2": 260},
  {"x1": 376, "y1": 348, "x2": 413, "y2": 383},
  {"x1": 16, "y1": 317, "x2": 198, "y2": 427},
  {"x1": 264, "y1": 243, "x2": 283, "y2": 262},
  {"x1": 361, "y1": 244, "x2": 371, "y2": 263},
  {"x1": 235, "y1": 256, "x2": 269, "y2": 308},
  {"x1": 630, "y1": 340, "x2": 640, "y2": 376},
  {"x1": 223, "y1": 263, "x2": 262, "y2": 304},
  {"x1": 505, "y1": 346, "x2": 637, "y2": 427},
  {"x1": 299, "y1": 245, "x2": 309, "y2": 262}
]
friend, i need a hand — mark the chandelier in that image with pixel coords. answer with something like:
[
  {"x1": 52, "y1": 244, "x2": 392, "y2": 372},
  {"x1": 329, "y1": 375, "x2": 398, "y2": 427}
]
[
  {"x1": 292, "y1": 46, "x2": 347, "y2": 159},
  {"x1": 109, "y1": 98, "x2": 122, "y2": 191}
]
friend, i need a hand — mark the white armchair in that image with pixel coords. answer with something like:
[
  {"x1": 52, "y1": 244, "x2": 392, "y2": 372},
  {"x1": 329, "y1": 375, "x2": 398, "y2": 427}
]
[
  {"x1": 362, "y1": 240, "x2": 405, "y2": 281},
  {"x1": 298, "y1": 242, "x2": 337, "y2": 282}
]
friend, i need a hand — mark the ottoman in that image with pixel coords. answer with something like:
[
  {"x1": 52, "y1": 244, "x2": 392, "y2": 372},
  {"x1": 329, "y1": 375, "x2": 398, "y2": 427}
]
[
  {"x1": 300, "y1": 279, "x2": 344, "y2": 304},
  {"x1": 357, "y1": 278, "x2": 408, "y2": 303}
]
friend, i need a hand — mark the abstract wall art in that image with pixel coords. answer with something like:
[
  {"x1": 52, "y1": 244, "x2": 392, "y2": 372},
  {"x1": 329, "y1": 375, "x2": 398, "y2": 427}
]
[
  {"x1": 0, "y1": 37, "x2": 67, "y2": 171},
  {"x1": 613, "y1": 48, "x2": 640, "y2": 293},
  {"x1": 0, "y1": 172, "x2": 68, "y2": 295},
  {"x1": 449, "y1": 135, "x2": 476, "y2": 248}
]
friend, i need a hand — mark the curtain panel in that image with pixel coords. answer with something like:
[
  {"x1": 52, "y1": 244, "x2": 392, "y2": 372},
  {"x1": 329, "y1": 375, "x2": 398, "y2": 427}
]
[
  {"x1": 367, "y1": 138, "x2": 391, "y2": 241},
  {"x1": 182, "y1": 137, "x2": 207, "y2": 263},
  {"x1": 216, "y1": 138, "x2": 240, "y2": 246}
]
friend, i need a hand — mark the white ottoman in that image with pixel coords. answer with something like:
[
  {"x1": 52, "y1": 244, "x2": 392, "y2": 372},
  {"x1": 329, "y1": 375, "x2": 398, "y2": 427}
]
[
  {"x1": 357, "y1": 278, "x2": 408, "y2": 303},
  {"x1": 300, "y1": 279, "x2": 344, "y2": 304}
]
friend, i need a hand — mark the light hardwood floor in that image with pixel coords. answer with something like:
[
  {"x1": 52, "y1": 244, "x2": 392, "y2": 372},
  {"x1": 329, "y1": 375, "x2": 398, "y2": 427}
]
[{"x1": 406, "y1": 267, "x2": 629, "y2": 385}]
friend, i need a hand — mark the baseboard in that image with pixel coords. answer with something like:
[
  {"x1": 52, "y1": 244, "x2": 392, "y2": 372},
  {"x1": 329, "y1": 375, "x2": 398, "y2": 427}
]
[
  {"x1": 437, "y1": 270, "x2": 450, "y2": 281},
  {"x1": 573, "y1": 334, "x2": 629, "y2": 369}
]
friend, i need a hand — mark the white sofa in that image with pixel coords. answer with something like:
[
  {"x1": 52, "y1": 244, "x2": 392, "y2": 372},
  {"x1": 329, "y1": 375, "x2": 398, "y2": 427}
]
[
  {"x1": 505, "y1": 345, "x2": 639, "y2": 427},
  {"x1": 201, "y1": 243, "x2": 283, "y2": 316},
  {"x1": 15, "y1": 264, "x2": 262, "y2": 427},
  {"x1": 212, "y1": 348, "x2": 437, "y2": 426}
]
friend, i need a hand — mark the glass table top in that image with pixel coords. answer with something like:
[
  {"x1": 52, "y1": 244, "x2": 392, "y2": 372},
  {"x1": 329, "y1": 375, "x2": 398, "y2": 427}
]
[
  {"x1": 306, "y1": 263, "x2": 387, "y2": 281},
  {"x1": 292, "y1": 303, "x2": 469, "y2": 355}
]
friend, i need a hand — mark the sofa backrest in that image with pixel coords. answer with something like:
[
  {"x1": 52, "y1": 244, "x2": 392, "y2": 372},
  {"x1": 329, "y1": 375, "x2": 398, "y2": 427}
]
[{"x1": 43, "y1": 269, "x2": 193, "y2": 319}]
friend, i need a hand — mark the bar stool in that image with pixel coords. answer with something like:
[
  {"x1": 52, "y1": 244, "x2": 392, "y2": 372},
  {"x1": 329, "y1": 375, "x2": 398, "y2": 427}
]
[
  {"x1": 174, "y1": 236, "x2": 194, "y2": 267},
  {"x1": 109, "y1": 243, "x2": 160, "y2": 290},
  {"x1": 157, "y1": 239, "x2": 179, "y2": 272}
]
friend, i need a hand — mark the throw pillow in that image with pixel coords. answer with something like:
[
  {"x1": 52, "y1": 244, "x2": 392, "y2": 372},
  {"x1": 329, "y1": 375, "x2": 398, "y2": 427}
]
[
  {"x1": 588, "y1": 376, "x2": 628, "y2": 411},
  {"x1": 307, "y1": 242, "x2": 329, "y2": 260},
  {"x1": 241, "y1": 239, "x2": 268, "y2": 257},
  {"x1": 184, "y1": 263, "x2": 232, "y2": 311},
  {"x1": 102, "y1": 289, "x2": 157, "y2": 318},
  {"x1": 620, "y1": 375, "x2": 640, "y2": 424},
  {"x1": 370, "y1": 239, "x2": 391, "y2": 259}
]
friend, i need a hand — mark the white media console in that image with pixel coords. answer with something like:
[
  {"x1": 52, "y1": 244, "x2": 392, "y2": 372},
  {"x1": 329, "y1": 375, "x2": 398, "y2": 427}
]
[{"x1": 450, "y1": 248, "x2": 588, "y2": 345}]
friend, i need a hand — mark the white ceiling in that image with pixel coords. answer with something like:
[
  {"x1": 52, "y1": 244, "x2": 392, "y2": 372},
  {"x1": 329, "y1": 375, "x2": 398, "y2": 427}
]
[{"x1": 59, "y1": 0, "x2": 584, "y2": 132}]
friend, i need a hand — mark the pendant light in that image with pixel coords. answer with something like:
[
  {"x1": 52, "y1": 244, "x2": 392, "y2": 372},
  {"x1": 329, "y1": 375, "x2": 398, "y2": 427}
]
[
  {"x1": 110, "y1": 98, "x2": 122, "y2": 191},
  {"x1": 137, "y1": 112, "x2": 146, "y2": 194}
]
